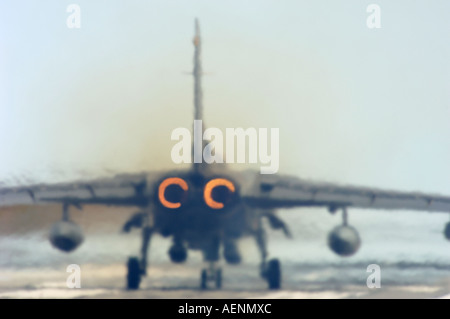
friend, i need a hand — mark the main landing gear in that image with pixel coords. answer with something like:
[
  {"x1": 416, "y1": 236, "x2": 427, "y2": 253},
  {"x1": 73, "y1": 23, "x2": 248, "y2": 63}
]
[
  {"x1": 255, "y1": 224, "x2": 282, "y2": 290},
  {"x1": 123, "y1": 212, "x2": 283, "y2": 290},
  {"x1": 261, "y1": 258, "x2": 281, "y2": 290},
  {"x1": 127, "y1": 257, "x2": 141, "y2": 290},
  {"x1": 125, "y1": 225, "x2": 153, "y2": 290}
]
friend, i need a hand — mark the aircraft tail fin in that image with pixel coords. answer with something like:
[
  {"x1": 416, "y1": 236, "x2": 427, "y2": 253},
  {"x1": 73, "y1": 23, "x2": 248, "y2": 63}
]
[
  {"x1": 192, "y1": 18, "x2": 205, "y2": 173},
  {"x1": 193, "y1": 18, "x2": 203, "y2": 123}
]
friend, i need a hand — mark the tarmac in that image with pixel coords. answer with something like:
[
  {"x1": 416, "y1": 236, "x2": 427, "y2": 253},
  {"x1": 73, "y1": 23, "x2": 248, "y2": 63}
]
[{"x1": 1, "y1": 262, "x2": 450, "y2": 299}]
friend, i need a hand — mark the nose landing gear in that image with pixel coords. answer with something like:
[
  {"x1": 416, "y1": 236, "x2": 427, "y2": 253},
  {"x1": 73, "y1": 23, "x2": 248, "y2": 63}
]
[{"x1": 200, "y1": 262, "x2": 222, "y2": 290}]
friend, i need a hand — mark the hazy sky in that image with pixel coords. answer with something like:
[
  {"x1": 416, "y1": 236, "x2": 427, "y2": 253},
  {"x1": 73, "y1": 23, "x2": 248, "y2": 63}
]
[{"x1": 0, "y1": 0, "x2": 449, "y2": 196}]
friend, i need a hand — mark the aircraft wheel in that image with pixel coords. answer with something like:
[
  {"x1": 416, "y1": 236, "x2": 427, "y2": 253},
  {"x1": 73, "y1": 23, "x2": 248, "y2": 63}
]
[
  {"x1": 266, "y1": 259, "x2": 281, "y2": 290},
  {"x1": 127, "y1": 257, "x2": 141, "y2": 290},
  {"x1": 215, "y1": 268, "x2": 222, "y2": 289},
  {"x1": 200, "y1": 269, "x2": 208, "y2": 290}
]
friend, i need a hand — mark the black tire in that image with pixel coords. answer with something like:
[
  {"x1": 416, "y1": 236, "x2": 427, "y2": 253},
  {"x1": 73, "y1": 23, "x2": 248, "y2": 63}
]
[
  {"x1": 127, "y1": 257, "x2": 141, "y2": 290},
  {"x1": 266, "y1": 259, "x2": 281, "y2": 290},
  {"x1": 215, "y1": 268, "x2": 222, "y2": 289},
  {"x1": 200, "y1": 269, "x2": 208, "y2": 290}
]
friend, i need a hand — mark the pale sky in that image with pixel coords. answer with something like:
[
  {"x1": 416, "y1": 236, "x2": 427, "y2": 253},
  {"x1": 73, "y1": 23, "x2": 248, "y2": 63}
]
[{"x1": 0, "y1": 0, "x2": 449, "y2": 197}]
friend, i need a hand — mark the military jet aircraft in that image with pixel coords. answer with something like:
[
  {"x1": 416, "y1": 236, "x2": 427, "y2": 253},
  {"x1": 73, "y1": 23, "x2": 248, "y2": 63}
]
[{"x1": 1, "y1": 19, "x2": 450, "y2": 290}]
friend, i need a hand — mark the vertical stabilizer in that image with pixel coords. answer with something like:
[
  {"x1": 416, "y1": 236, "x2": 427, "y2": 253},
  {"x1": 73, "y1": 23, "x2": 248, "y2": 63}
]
[
  {"x1": 193, "y1": 18, "x2": 203, "y2": 123},
  {"x1": 192, "y1": 18, "x2": 205, "y2": 173}
]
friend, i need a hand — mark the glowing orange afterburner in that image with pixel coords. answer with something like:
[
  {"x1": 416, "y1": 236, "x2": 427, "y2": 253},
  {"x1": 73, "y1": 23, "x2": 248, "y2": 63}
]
[
  {"x1": 158, "y1": 177, "x2": 189, "y2": 209},
  {"x1": 204, "y1": 178, "x2": 236, "y2": 209}
]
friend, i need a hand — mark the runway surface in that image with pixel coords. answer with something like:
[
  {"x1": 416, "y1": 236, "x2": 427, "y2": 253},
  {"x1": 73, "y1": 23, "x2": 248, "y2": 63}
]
[
  {"x1": 1, "y1": 205, "x2": 450, "y2": 298},
  {"x1": 1, "y1": 262, "x2": 450, "y2": 299}
]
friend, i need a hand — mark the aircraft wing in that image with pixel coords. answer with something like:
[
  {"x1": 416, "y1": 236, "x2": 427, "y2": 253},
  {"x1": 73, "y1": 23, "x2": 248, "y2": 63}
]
[
  {"x1": 0, "y1": 172, "x2": 154, "y2": 208},
  {"x1": 241, "y1": 173, "x2": 450, "y2": 213}
]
